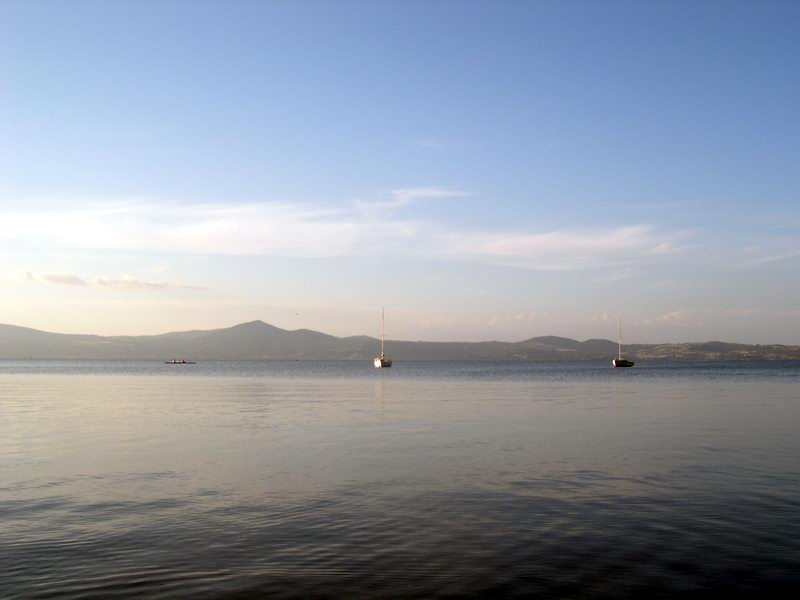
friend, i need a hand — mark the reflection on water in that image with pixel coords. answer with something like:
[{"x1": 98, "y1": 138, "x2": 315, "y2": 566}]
[{"x1": 2, "y1": 362, "x2": 800, "y2": 598}]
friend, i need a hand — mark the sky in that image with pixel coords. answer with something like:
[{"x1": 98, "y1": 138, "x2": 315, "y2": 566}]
[{"x1": 1, "y1": 0, "x2": 799, "y2": 344}]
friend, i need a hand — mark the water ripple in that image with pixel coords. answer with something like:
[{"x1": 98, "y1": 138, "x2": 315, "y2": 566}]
[{"x1": 3, "y1": 367, "x2": 800, "y2": 598}]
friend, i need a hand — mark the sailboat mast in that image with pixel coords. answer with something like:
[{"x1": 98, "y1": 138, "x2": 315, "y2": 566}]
[
  {"x1": 381, "y1": 307, "x2": 385, "y2": 358},
  {"x1": 618, "y1": 317, "x2": 622, "y2": 360}
]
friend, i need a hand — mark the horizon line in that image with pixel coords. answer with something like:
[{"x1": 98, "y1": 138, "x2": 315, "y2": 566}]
[{"x1": 1, "y1": 319, "x2": 796, "y2": 348}]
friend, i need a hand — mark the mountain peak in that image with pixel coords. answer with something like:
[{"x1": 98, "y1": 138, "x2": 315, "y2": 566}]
[
  {"x1": 230, "y1": 320, "x2": 280, "y2": 330},
  {"x1": 519, "y1": 335, "x2": 581, "y2": 347}
]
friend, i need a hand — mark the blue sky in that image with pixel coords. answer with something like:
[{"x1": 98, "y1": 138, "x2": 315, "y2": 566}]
[{"x1": 2, "y1": 0, "x2": 799, "y2": 343}]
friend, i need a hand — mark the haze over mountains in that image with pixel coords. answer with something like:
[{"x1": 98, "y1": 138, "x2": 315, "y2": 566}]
[{"x1": 1, "y1": 321, "x2": 798, "y2": 361}]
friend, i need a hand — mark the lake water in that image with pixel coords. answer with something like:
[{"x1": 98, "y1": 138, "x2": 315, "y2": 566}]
[{"x1": 2, "y1": 361, "x2": 800, "y2": 598}]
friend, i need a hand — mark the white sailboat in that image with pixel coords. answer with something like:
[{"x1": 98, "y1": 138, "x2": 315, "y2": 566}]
[
  {"x1": 612, "y1": 317, "x2": 635, "y2": 368},
  {"x1": 373, "y1": 307, "x2": 392, "y2": 368}
]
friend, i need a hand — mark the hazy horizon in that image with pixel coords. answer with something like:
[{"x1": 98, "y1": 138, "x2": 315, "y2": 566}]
[
  {"x1": 3, "y1": 317, "x2": 798, "y2": 348},
  {"x1": 3, "y1": 1, "x2": 799, "y2": 345}
]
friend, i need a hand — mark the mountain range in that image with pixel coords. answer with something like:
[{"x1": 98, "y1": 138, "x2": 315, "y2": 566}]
[{"x1": 1, "y1": 320, "x2": 798, "y2": 361}]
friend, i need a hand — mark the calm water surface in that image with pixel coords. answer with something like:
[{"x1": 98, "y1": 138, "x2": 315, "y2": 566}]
[{"x1": 2, "y1": 361, "x2": 800, "y2": 598}]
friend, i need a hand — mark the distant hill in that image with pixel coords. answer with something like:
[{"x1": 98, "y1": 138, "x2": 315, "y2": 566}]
[{"x1": 1, "y1": 321, "x2": 799, "y2": 361}]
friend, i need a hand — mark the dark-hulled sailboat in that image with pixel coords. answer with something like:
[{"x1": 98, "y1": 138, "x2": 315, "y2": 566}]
[{"x1": 612, "y1": 317, "x2": 635, "y2": 368}]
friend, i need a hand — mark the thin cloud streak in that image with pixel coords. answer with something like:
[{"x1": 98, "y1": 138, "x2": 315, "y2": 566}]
[
  {"x1": 446, "y1": 225, "x2": 686, "y2": 271},
  {"x1": 4, "y1": 198, "x2": 691, "y2": 272},
  {"x1": 2, "y1": 201, "x2": 355, "y2": 258},
  {"x1": 585, "y1": 201, "x2": 684, "y2": 213},
  {"x1": 354, "y1": 187, "x2": 472, "y2": 212},
  {"x1": 644, "y1": 307, "x2": 800, "y2": 328},
  {"x1": 739, "y1": 249, "x2": 800, "y2": 267},
  {"x1": 27, "y1": 271, "x2": 205, "y2": 291},
  {"x1": 28, "y1": 272, "x2": 88, "y2": 286},
  {"x1": 487, "y1": 312, "x2": 545, "y2": 326},
  {"x1": 95, "y1": 277, "x2": 207, "y2": 291}
]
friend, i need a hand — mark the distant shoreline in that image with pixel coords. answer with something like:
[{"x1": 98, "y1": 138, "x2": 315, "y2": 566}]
[
  {"x1": 2, "y1": 320, "x2": 799, "y2": 362},
  {"x1": 2, "y1": 357, "x2": 800, "y2": 363}
]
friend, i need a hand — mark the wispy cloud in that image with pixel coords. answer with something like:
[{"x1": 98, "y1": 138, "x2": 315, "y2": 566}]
[
  {"x1": 647, "y1": 307, "x2": 800, "y2": 328},
  {"x1": 586, "y1": 201, "x2": 683, "y2": 213},
  {"x1": 3, "y1": 197, "x2": 691, "y2": 272},
  {"x1": 28, "y1": 270, "x2": 205, "y2": 291},
  {"x1": 656, "y1": 309, "x2": 697, "y2": 324},
  {"x1": 414, "y1": 139, "x2": 454, "y2": 151},
  {"x1": 354, "y1": 187, "x2": 472, "y2": 212},
  {"x1": 95, "y1": 277, "x2": 207, "y2": 291},
  {"x1": 28, "y1": 272, "x2": 88, "y2": 286},
  {"x1": 446, "y1": 225, "x2": 685, "y2": 271},
  {"x1": 487, "y1": 312, "x2": 545, "y2": 326},
  {"x1": 739, "y1": 249, "x2": 800, "y2": 267},
  {"x1": 3, "y1": 200, "x2": 355, "y2": 258}
]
